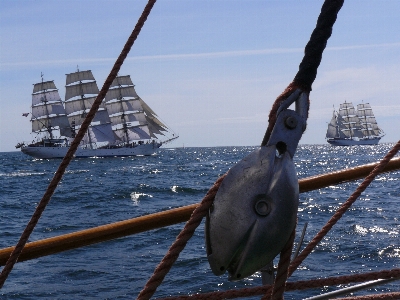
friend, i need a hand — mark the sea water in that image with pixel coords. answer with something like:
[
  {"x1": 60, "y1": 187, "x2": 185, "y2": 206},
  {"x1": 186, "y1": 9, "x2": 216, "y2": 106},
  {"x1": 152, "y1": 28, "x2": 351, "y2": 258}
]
[{"x1": 0, "y1": 144, "x2": 399, "y2": 299}]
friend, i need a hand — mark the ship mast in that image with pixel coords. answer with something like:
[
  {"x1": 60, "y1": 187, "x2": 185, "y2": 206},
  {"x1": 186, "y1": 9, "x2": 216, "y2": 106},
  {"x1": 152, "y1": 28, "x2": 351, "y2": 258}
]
[
  {"x1": 76, "y1": 67, "x2": 94, "y2": 149},
  {"x1": 116, "y1": 76, "x2": 130, "y2": 145},
  {"x1": 30, "y1": 73, "x2": 70, "y2": 142},
  {"x1": 65, "y1": 68, "x2": 112, "y2": 149},
  {"x1": 39, "y1": 73, "x2": 54, "y2": 139},
  {"x1": 344, "y1": 101, "x2": 353, "y2": 139}
]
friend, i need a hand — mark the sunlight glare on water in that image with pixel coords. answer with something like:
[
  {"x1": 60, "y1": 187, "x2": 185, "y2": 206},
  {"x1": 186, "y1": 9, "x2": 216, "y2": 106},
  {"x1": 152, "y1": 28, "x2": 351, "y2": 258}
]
[{"x1": 0, "y1": 144, "x2": 399, "y2": 299}]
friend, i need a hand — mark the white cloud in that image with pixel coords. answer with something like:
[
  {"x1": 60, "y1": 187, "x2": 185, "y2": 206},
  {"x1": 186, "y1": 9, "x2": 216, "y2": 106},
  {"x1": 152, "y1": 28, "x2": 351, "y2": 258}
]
[{"x1": 4, "y1": 42, "x2": 400, "y2": 69}]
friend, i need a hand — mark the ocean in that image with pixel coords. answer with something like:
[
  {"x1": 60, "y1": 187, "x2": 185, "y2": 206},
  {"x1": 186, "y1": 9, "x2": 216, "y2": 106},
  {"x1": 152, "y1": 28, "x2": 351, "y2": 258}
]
[{"x1": 0, "y1": 144, "x2": 399, "y2": 299}]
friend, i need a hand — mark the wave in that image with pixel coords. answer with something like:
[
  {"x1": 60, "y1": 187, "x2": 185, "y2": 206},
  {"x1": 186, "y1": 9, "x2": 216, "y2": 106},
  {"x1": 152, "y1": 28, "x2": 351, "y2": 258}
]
[{"x1": 0, "y1": 171, "x2": 45, "y2": 177}]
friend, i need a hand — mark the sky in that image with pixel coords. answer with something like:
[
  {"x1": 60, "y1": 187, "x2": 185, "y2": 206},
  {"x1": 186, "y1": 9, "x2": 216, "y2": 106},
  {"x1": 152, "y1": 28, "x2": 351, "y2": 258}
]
[{"x1": 1, "y1": 0, "x2": 400, "y2": 152}]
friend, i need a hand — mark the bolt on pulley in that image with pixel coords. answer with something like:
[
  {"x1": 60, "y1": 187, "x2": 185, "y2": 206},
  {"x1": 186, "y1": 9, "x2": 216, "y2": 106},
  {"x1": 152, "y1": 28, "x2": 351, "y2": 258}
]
[{"x1": 205, "y1": 88, "x2": 309, "y2": 281}]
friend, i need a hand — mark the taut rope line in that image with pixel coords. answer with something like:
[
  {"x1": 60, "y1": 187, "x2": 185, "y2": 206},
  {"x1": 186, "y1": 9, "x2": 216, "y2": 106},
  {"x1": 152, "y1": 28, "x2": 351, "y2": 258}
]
[
  {"x1": 264, "y1": 228, "x2": 296, "y2": 300},
  {"x1": 137, "y1": 175, "x2": 226, "y2": 300},
  {"x1": 0, "y1": 157, "x2": 398, "y2": 266},
  {"x1": 262, "y1": 0, "x2": 344, "y2": 146},
  {"x1": 287, "y1": 139, "x2": 400, "y2": 278},
  {"x1": 155, "y1": 141, "x2": 399, "y2": 299},
  {"x1": 158, "y1": 269, "x2": 400, "y2": 300},
  {"x1": 137, "y1": 0, "x2": 400, "y2": 298},
  {"x1": 0, "y1": 0, "x2": 157, "y2": 289}
]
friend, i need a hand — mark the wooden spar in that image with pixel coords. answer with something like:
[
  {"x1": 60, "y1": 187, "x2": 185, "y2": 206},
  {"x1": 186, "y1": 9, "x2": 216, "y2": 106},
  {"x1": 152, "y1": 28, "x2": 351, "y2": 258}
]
[
  {"x1": 299, "y1": 156, "x2": 400, "y2": 192},
  {"x1": 1, "y1": 157, "x2": 399, "y2": 266}
]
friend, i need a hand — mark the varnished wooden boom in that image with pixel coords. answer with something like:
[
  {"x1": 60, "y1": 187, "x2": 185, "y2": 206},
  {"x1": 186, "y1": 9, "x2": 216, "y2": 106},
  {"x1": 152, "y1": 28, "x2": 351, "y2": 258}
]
[{"x1": 1, "y1": 157, "x2": 399, "y2": 266}]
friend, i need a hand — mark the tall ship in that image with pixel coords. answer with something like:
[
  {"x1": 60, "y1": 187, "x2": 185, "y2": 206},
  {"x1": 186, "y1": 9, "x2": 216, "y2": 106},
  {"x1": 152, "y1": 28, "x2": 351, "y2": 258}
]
[
  {"x1": 326, "y1": 101, "x2": 384, "y2": 146},
  {"x1": 17, "y1": 70, "x2": 178, "y2": 159}
]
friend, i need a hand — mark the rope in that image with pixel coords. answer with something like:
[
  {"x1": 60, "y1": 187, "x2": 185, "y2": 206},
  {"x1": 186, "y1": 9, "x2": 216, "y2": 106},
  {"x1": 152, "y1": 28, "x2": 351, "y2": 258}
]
[
  {"x1": 262, "y1": 227, "x2": 296, "y2": 300},
  {"x1": 261, "y1": 82, "x2": 301, "y2": 146},
  {"x1": 335, "y1": 292, "x2": 400, "y2": 300},
  {"x1": 0, "y1": 157, "x2": 399, "y2": 267},
  {"x1": 0, "y1": 0, "x2": 157, "y2": 289},
  {"x1": 262, "y1": 0, "x2": 344, "y2": 146},
  {"x1": 154, "y1": 139, "x2": 400, "y2": 299},
  {"x1": 294, "y1": 0, "x2": 344, "y2": 91},
  {"x1": 137, "y1": 175, "x2": 226, "y2": 300},
  {"x1": 158, "y1": 269, "x2": 400, "y2": 300},
  {"x1": 140, "y1": 1, "x2": 397, "y2": 298},
  {"x1": 287, "y1": 140, "x2": 400, "y2": 277}
]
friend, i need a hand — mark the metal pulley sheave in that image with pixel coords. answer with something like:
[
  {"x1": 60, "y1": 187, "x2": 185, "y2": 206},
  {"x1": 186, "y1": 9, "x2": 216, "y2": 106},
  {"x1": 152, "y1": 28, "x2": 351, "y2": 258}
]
[{"x1": 205, "y1": 89, "x2": 309, "y2": 281}]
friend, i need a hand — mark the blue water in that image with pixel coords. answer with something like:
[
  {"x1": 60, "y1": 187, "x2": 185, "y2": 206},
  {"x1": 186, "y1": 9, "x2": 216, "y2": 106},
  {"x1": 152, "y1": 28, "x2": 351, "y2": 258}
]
[{"x1": 0, "y1": 145, "x2": 399, "y2": 299}]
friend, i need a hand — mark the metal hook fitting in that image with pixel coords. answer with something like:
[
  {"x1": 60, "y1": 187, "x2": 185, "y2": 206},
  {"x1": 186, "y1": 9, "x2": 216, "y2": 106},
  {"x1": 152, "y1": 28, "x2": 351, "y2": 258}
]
[{"x1": 267, "y1": 89, "x2": 309, "y2": 158}]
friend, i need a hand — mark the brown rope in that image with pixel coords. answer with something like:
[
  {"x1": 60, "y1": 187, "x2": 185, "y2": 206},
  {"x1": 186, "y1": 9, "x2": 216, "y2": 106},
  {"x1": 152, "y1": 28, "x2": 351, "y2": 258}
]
[
  {"x1": 141, "y1": 0, "x2": 397, "y2": 298},
  {"x1": 138, "y1": 0, "x2": 397, "y2": 299},
  {"x1": 145, "y1": 2, "x2": 347, "y2": 297},
  {"x1": 261, "y1": 82, "x2": 302, "y2": 146},
  {"x1": 154, "y1": 140, "x2": 399, "y2": 299},
  {"x1": 287, "y1": 140, "x2": 400, "y2": 278},
  {"x1": 158, "y1": 269, "x2": 400, "y2": 300},
  {"x1": 0, "y1": 0, "x2": 157, "y2": 289},
  {"x1": 335, "y1": 292, "x2": 400, "y2": 300},
  {"x1": 262, "y1": 0, "x2": 344, "y2": 146},
  {"x1": 137, "y1": 174, "x2": 226, "y2": 300},
  {"x1": 262, "y1": 227, "x2": 296, "y2": 300}
]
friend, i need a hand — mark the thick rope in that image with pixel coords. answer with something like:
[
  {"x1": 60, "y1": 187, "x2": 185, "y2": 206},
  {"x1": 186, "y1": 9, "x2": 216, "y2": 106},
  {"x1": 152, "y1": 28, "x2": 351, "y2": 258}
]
[
  {"x1": 262, "y1": 227, "x2": 296, "y2": 300},
  {"x1": 262, "y1": 0, "x2": 344, "y2": 146},
  {"x1": 137, "y1": 175, "x2": 226, "y2": 300},
  {"x1": 158, "y1": 269, "x2": 400, "y2": 300},
  {"x1": 140, "y1": 0, "x2": 398, "y2": 297},
  {"x1": 155, "y1": 139, "x2": 399, "y2": 300},
  {"x1": 294, "y1": 0, "x2": 344, "y2": 90},
  {"x1": 287, "y1": 140, "x2": 400, "y2": 277},
  {"x1": 0, "y1": 0, "x2": 157, "y2": 289}
]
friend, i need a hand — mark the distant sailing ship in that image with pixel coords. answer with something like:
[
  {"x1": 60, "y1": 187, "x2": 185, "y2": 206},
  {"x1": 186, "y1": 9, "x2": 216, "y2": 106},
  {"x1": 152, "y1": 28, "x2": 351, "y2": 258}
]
[
  {"x1": 326, "y1": 101, "x2": 384, "y2": 146},
  {"x1": 16, "y1": 70, "x2": 178, "y2": 159}
]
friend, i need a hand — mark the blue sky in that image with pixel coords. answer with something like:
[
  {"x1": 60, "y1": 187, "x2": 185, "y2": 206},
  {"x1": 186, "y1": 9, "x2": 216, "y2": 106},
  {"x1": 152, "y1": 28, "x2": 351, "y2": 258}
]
[{"x1": 1, "y1": 0, "x2": 399, "y2": 152}]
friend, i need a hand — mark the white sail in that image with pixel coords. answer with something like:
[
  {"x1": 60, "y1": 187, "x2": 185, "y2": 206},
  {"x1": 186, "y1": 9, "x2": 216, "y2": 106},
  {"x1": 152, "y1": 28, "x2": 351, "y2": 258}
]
[
  {"x1": 359, "y1": 116, "x2": 374, "y2": 132},
  {"x1": 110, "y1": 75, "x2": 134, "y2": 87},
  {"x1": 30, "y1": 77, "x2": 71, "y2": 138},
  {"x1": 342, "y1": 115, "x2": 358, "y2": 125},
  {"x1": 32, "y1": 90, "x2": 62, "y2": 106},
  {"x1": 92, "y1": 110, "x2": 111, "y2": 124},
  {"x1": 68, "y1": 109, "x2": 110, "y2": 127},
  {"x1": 326, "y1": 112, "x2": 338, "y2": 139},
  {"x1": 109, "y1": 112, "x2": 146, "y2": 126},
  {"x1": 144, "y1": 115, "x2": 166, "y2": 132},
  {"x1": 65, "y1": 70, "x2": 117, "y2": 146},
  {"x1": 327, "y1": 101, "x2": 384, "y2": 145},
  {"x1": 32, "y1": 115, "x2": 71, "y2": 133},
  {"x1": 20, "y1": 72, "x2": 178, "y2": 158},
  {"x1": 339, "y1": 107, "x2": 356, "y2": 117},
  {"x1": 139, "y1": 98, "x2": 158, "y2": 116},
  {"x1": 66, "y1": 70, "x2": 95, "y2": 85},
  {"x1": 33, "y1": 80, "x2": 57, "y2": 93},
  {"x1": 145, "y1": 113, "x2": 168, "y2": 130},
  {"x1": 32, "y1": 103, "x2": 67, "y2": 119},
  {"x1": 337, "y1": 101, "x2": 363, "y2": 139},
  {"x1": 65, "y1": 81, "x2": 100, "y2": 101},
  {"x1": 114, "y1": 126, "x2": 151, "y2": 141},
  {"x1": 64, "y1": 96, "x2": 106, "y2": 115},
  {"x1": 87, "y1": 124, "x2": 116, "y2": 143},
  {"x1": 357, "y1": 103, "x2": 384, "y2": 138},
  {"x1": 360, "y1": 118, "x2": 382, "y2": 137},
  {"x1": 104, "y1": 86, "x2": 139, "y2": 102},
  {"x1": 357, "y1": 103, "x2": 374, "y2": 117},
  {"x1": 106, "y1": 99, "x2": 143, "y2": 115}
]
